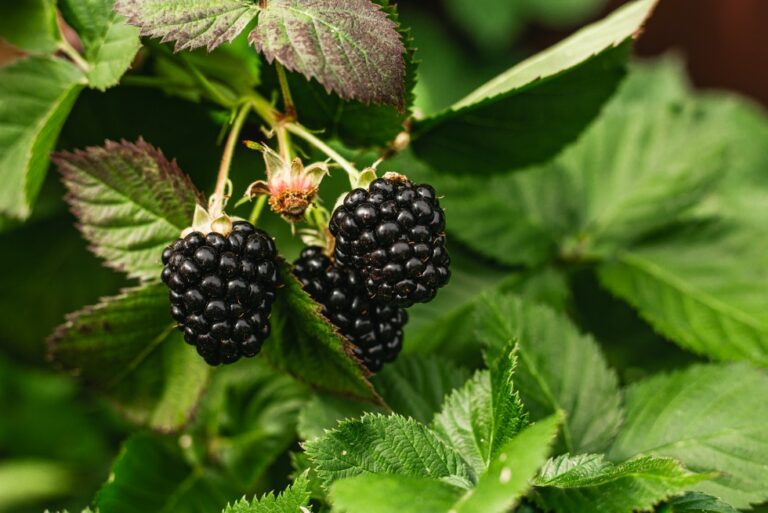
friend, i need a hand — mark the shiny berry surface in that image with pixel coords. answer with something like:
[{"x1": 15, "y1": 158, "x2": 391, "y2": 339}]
[
  {"x1": 330, "y1": 177, "x2": 450, "y2": 307},
  {"x1": 293, "y1": 246, "x2": 408, "y2": 372},
  {"x1": 161, "y1": 221, "x2": 278, "y2": 365}
]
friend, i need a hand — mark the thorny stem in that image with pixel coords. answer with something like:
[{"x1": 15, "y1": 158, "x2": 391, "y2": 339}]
[
  {"x1": 284, "y1": 123, "x2": 361, "y2": 187},
  {"x1": 210, "y1": 102, "x2": 252, "y2": 218},
  {"x1": 248, "y1": 195, "x2": 268, "y2": 225},
  {"x1": 275, "y1": 62, "x2": 297, "y2": 120}
]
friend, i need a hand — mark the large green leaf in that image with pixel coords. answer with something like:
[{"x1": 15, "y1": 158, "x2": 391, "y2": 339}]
[
  {"x1": 304, "y1": 413, "x2": 475, "y2": 488},
  {"x1": 223, "y1": 475, "x2": 311, "y2": 513},
  {"x1": 533, "y1": 453, "x2": 711, "y2": 513},
  {"x1": 265, "y1": 262, "x2": 378, "y2": 403},
  {"x1": 0, "y1": 0, "x2": 60, "y2": 53},
  {"x1": 115, "y1": 0, "x2": 258, "y2": 51},
  {"x1": 599, "y1": 221, "x2": 768, "y2": 366},
  {"x1": 95, "y1": 433, "x2": 238, "y2": 513},
  {"x1": 475, "y1": 295, "x2": 623, "y2": 454},
  {"x1": 432, "y1": 351, "x2": 528, "y2": 476},
  {"x1": 373, "y1": 355, "x2": 470, "y2": 424},
  {"x1": 192, "y1": 362, "x2": 308, "y2": 489},
  {"x1": 410, "y1": 0, "x2": 658, "y2": 174},
  {"x1": 54, "y1": 139, "x2": 203, "y2": 282},
  {"x1": 609, "y1": 363, "x2": 768, "y2": 509},
  {"x1": 328, "y1": 415, "x2": 561, "y2": 513},
  {"x1": 48, "y1": 283, "x2": 209, "y2": 432},
  {"x1": 0, "y1": 56, "x2": 84, "y2": 220},
  {"x1": 60, "y1": 0, "x2": 142, "y2": 90},
  {"x1": 251, "y1": 0, "x2": 407, "y2": 109}
]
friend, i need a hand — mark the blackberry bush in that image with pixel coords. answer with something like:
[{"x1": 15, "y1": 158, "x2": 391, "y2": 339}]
[
  {"x1": 293, "y1": 246, "x2": 408, "y2": 372},
  {"x1": 330, "y1": 175, "x2": 451, "y2": 307},
  {"x1": 161, "y1": 221, "x2": 278, "y2": 365}
]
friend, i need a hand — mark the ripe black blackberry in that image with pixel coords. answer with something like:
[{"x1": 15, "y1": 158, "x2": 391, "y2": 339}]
[
  {"x1": 329, "y1": 175, "x2": 450, "y2": 307},
  {"x1": 161, "y1": 221, "x2": 278, "y2": 365},
  {"x1": 293, "y1": 246, "x2": 407, "y2": 372}
]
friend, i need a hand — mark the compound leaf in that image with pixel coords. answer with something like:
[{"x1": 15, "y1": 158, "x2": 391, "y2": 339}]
[
  {"x1": 475, "y1": 295, "x2": 623, "y2": 454},
  {"x1": 0, "y1": 56, "x2": 84, "y2": 220},
  {"x1": 48, "y1": 283, "x2": 209, "y2": 432},
  {"x1": 410, "y1": 0, "x2": 658, "y2": 174},
  {"x1": 54, "y1": 139, "x2": 203, "y2": 282},
  {"x1": 115, "y1": 0, "x2": 258, "y2": 51},
  {"x1": 609, "y1": 363, "x2": 768, "y2": 509},
  {"x1": 60, "y1": 0, "x2": 142, "y2": 90},
  {"x1": 533, "y1": 453, "x2": 712, "y2": 513},
  {"x1": 251, "y1": 0, "x2": 406, "y2": 108}
]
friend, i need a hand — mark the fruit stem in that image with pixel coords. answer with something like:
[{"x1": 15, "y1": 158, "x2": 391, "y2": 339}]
[
  {"x1": 248, "y1": 195, "x2": 268, "y2": 225},
  {"x1": 284, "y1": 123, "x2": 361, "y2": 187},
  {"x1": 210, "y1": 102, "x2": 252, "y2": 219},
  {"x1": 275, "y1": 62, "x2": 297, "y2": 120}
]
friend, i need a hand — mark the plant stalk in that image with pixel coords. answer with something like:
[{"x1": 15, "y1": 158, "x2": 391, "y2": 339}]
[
  {"x1": 284, "y1": 123, "x2": 361, "y2": 187},
  {"x1": 275, "y1": 62, "x2": 297, "y2": 120},
  {"x1": 210, "y1": 102, "x2": 252, "y2": 218}
]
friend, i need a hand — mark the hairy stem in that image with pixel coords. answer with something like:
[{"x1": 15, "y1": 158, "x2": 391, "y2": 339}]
[
  {"x1": 285, "y1": 123, "x2": 361, "y2": 187},
  {"x1": 210, "y1": 102, "x2": 252, "y2": 218}
]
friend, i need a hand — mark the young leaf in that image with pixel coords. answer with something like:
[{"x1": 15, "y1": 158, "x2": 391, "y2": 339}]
[
  {"x1": 224, "y1": 474, "x2": 311, "y2": 513},
  {"x1": 251, "y1": 0, "x2": 406, "y2": 109},
  {"x1": 475, "y1": 295, "x2": 623, "y2": 454},
  {"x1": 0, "y1": 56, "x2": 84, "y2": 220},
  {"x1": 298, "y1": 394, "x2": 379, "y2": 441},
  {"x1": 410, "y1": 0, "x2": 658, "y2": 174},
  {"x1": 330, "y1": 474, "x2": 464, "y2": 513},
  {"x1": 54, "y1": 139, "x2": 203, "y2": 282},
  {"x1": 665, "y1": 492, "x2": 740, "y2": 513},
  {"x1": 533, "y1": 454, "x2": 712, "y2": 513},
  {"x1": 599, "y1": 222, "x2": 768, "y2": 365},
  {"x1": 115, "y1": 0, "x2": 259, "y2": 52},
  {"x1": 59, "y1": 0, "x2": 142, "y2": 90},
  {"x1": 304, "y1": 413, "x2": 475, "y2": 488},
  {"x1": 48, "y1": 283, "x2": 209, "y2": 432},
  {"x1": 0, "y1": 0, "x2": 60, "y2": 53},
  {"x1": 432, "y1": 352, "x2": 528, "y2": 475},
  {"x1": 192, "y1": 362, "x2": 308, "y2": 488},
  {"x1": 330, "y1": 416, "x2": 560, "y2": 513},
  {"x1": 95, "y1": 433, "x2": 238, "y2": 513},
  {"x1": 609, "y1": 363, "x2": 768, "y2": 509},
  {"x1": 264, "y1": 262, "x2": 378, "y2": 403},
  {"x1": 373, "y1": 355, "x2": 470, "y2": 424}
]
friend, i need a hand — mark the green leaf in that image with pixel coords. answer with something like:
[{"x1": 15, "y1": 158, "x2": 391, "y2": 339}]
[
  {"x1": 475, "y1": 295, "x2": 623, "y2": 454},
  {"x1": 432, "y1": 352, "x2": 528, "y2": 475},
  {"x1": 54, "y1": 139, "x2": 203, "y2": 281},
  {"x1": 609, "y1": 363, "x2": 768, "y2": 509},
  {"x1": 533, "y1": 454, "x2": 712, "y2": 513},
  {"x1": 0, "y1": 0, "x2": 60, "y2": 53},
  {"x1": 224, "y1": 475, "x2": 311, "y2": 513},
  {"x1": 330, "y1": 474, "x2": 463, "y2": 513},
  {"x1": 0, "y1": 56, "x2": 84, "y2": 220},
  {"x1": 193, "y1": 361, "x2": 308, "y2": 488},
  {"x1": 60, "y1": 0, "x2": 142, "y2": 90},
  {"x1": 452, "y1": 414, "x2": 562, "y2": 513},
  {"x1": 304, "y1": 413, "x2": 475, "y2": 488},
  {"x1": 95, "y1": 433, "x2": 238, "y2": 513},
  {"x1": 265, "y1": 262, "x2": 378, "y2": 403},
  {"x1": 298, "y1": 394, "x2": 378, "y2": 441},
  {"x1": 373, "y1": 355, "x2": 470, "y2": 424},
  {"x1": 251, "y1": 0, "x2": 407, "y2": 108},
  {"x1": 598, "y1": 222, "x2": 768, "y2": 365},
  {"x1": 410, "y1": 0, "x2": 658, "y2": 174},
  {"x1": 665, "y1": 492, "x2": 740, "y2": 513},
  {"x1": 115, "y1": 0, "x2": 258, "y2": 51},
  {"x1": 0, "y1": 460, "x2": 73, "y2": 511},
  {"x1": 48, "y1": 283, "x2": 209, "y2": 432}
]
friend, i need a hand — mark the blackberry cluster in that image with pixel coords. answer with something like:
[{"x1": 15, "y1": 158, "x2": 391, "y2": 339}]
[
  {"x1": 293, "y1": 247, "x2": 407, "y2": 372},
  {"x1": 161, "y1": 221, "x2": 278, "y2": 365},
  {"x1": 330, "y1": 177, "x2": 450, "y2": 307}
]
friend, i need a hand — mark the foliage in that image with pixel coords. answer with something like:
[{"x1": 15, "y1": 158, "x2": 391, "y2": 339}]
[{"x1": 1, "y1": 0, "x2": 767, "y2": 512}]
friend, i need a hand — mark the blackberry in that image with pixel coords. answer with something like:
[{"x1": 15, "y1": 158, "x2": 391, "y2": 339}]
[
  {"x1": 161, "y1": 221, "x2": 278, "y2": 365},
  {"x1": 293, "y1": 246, "x2": 407, "y2": 372},
  {"x1": 329, "y1": 175, "x2": 450, "y2": 307}
]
